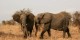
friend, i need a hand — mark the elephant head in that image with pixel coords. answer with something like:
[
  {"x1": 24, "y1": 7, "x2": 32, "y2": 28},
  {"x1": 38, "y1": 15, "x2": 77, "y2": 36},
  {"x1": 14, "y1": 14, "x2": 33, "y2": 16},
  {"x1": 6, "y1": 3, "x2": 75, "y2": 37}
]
[
  {"x1": 73, "y1": 11, "x2": 80, "y2": 26},
  {"x1": 12, "y1": 9, "x2": 35, "y2": 38}
]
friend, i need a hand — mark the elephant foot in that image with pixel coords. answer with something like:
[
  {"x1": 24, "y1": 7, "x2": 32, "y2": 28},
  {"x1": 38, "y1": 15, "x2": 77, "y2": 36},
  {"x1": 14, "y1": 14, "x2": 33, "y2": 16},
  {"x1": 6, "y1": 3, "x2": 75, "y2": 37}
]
[
  {"x1": 30, "y1": 35, "x2": 32, "y2": 37},
  {"x1": 68, "y1": 35, "x2": 72, "y2": 38},
  {"x1": 35, "y1": 33, "x2": 38, "y2": 37},
  {"x1": 24, "y1": 35, "x2": 27, "y2": 38},
  {"x1": 39, "y1": 36, "x2": 43, "y2": 39}
]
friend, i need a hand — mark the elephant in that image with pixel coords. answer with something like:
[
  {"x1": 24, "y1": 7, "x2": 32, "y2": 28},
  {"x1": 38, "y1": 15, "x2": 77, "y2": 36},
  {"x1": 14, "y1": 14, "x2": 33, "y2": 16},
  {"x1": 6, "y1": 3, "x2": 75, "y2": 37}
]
[
  {"x1": 12, "y1": 10, "x2": 35, "y2": 38},
  {"x1": 36, "y1": 12, "x2": 71, "y2": 39},
  {"x1": 72, "y1": 11, "x2": 80, "y2": 31},
  {"x1": 73, "y1": 11, "x2": 80, "y2": 26},
  {"x1": 34, "y1": 17, "x2": 39, "y2": 36},
  {"x1": 34, "y1": 15, "x2": 44, "y2": 36}
]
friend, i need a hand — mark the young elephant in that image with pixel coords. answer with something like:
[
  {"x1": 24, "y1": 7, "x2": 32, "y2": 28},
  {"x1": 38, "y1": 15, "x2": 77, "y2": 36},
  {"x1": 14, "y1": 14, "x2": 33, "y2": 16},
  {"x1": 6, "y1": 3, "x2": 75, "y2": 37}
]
[
  {"x1": 37, "y1": 12, "x2": 71, "y2": 39},
  {"x1": 12, "y1": 10, "x2": 35, "y2": 38}
]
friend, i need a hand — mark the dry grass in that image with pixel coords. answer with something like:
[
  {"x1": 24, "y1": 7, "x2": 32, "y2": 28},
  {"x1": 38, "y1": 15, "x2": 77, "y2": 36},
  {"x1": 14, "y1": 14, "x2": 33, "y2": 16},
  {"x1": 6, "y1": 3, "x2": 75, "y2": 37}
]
[{"x1": 0, "y1": 24, "x2": 80, "y2": 40}]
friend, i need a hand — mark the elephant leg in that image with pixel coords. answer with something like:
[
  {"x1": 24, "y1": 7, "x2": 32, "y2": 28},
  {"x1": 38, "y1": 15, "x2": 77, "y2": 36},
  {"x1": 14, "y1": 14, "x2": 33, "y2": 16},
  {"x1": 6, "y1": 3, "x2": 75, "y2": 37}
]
[
  {"x1": 63, "y1": 27, "x2": 71, "y2": 38},
  {"x1": 30, "y1": 30, "x2": 33, "y2": 37},
  {"x1": 47, "y1": 28, "x2": 51, "y2": 37},
  {"x1": 35, "y1": 24, "x2": 38, "y2": 36},
  {"x1": 63, "y1": 27, "x2": 67, "y2": 38},
  {"x1": 66, "y1": 27, "x2": 71, "y2": 38},
  {"x1": 40, "y1": 30, "x2": 46, "y2": 39},
  {"x1": 27, "y1": 28, "x2": 33, "y2": 37},
  {"x1": 27, "y1": 31, "x2": 30, "y2": 37},
  {"x1": 40, "y1": 23, "x2": 50, "y2": 39},
  {"x1": 63, "y1": 30, "x2": 66, "y2": 38}
]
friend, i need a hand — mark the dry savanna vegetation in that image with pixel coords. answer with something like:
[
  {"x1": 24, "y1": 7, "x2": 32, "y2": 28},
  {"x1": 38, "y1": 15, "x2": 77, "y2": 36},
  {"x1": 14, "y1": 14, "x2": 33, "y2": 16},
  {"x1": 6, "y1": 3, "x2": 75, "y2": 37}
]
[{"x1": 0, "y1": 22, "x2": 80, "y2": 40}]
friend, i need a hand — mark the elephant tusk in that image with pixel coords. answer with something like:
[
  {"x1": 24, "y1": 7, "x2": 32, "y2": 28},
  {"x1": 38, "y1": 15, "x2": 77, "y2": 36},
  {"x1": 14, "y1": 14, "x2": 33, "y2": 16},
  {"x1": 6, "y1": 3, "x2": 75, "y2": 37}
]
[{"x1": 26, "y1": 24, "x2": 27, "y2": 25}]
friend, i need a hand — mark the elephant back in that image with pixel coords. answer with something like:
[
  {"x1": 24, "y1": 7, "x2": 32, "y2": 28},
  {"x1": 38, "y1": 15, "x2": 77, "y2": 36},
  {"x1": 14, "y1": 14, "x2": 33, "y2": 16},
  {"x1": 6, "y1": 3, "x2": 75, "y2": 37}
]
[{"x1": 51, "y1": 12, "x2": 71, "y2": 30}]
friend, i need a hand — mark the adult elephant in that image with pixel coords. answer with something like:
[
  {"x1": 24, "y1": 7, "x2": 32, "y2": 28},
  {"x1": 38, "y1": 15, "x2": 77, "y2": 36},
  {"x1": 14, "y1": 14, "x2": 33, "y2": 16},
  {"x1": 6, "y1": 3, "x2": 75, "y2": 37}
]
[
  {"x1": 12, "y1": 10, "x2": 35, "y2": 38},
  {"x1": 73, "y1": 11, "x2": 80, "y2": 26},
  {"x1": 36, "y1": 12, "x2": 71, "y2": 39}
]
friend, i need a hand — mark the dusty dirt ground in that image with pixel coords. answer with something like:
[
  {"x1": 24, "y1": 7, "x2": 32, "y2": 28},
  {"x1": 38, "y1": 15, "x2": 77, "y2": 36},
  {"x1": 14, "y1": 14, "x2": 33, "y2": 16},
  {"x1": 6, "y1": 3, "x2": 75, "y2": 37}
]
[{"x1": 0, "y1": 24, "x2": 80, "y2": 40}]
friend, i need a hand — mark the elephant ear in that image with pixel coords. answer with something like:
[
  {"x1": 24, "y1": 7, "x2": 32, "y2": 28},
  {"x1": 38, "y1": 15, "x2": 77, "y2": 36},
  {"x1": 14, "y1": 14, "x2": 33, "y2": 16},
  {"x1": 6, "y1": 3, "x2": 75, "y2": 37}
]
[
  {"x1": 27, "y1": 13, "x2": 35, "y2": 21},
  {"x1": 12, "y1": 12, "x2": 21, "y2": 23},
  {"x1": 37, "y1": 13, "x2": 44, "y2": 20},
  {"x1": 40, "y1": 13, "x2": 52, "y2": 24},
  {"x1": 37, "y1": 13, "x2": 45, "y2": 24}
]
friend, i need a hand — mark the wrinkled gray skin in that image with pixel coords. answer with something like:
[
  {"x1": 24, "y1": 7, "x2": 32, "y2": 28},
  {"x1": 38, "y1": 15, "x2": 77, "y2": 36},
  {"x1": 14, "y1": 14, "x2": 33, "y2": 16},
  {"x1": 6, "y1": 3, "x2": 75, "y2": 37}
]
[
  {"x1": 36, "y1": 12, "x2": 71, "y2": 39},
  {"x1": 12, "y1": 11, "x2": 35, "y2": 38}
]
